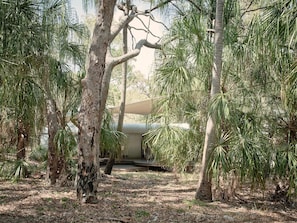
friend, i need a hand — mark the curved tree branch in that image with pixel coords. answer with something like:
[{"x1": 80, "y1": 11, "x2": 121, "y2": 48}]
[
  {"x1": 144, "y1": 0, "x2": 173, "y2": 13},
  {"x1": 128, "y1": 25, "x2": 161, "y2": 40},
  {"x1": 110, "y1": 11, "x2": 152, "y2": 42},
  {"x1": 109, "y1": 39, "x2": 161, "y2": 67},
  {"x1": 110, "y1": 14, "x2": 134, "y2": 42}
]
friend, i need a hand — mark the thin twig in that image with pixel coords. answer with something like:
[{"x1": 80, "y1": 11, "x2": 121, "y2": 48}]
[
  {"x1": 241, "y1": 6, "x2": 272, "y2": 18},
  {"x1": 186, "y1": 0, "x2": 202, "y2": 12},
  {"x1": 145, "y1": 0, "x2": 173, "y2": 13},
  {"x1": 127, "y1": 26, "x2": 137, "y2": 48},
  {"x1": 146, "y1": 13, "x2": 169, "y2": 30},
  {"x1": 170, "y1": 1, "x2": 185, "y2": 16},
  {"x1": 129, "y1": 26, "x2": 161, "y2": 40},
  {"x1": 241, "y1": 0, "x2": 255, "y2": 18}
]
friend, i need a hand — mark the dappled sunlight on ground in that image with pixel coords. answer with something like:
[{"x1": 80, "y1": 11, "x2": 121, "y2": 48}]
[{"x1": 0, "y1": 171, "x2": 296, "y2": 223}]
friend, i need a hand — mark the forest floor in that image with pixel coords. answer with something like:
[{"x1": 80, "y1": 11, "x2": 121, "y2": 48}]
[{"x1": 0, "y1": 168, "x2": 296, "y2": 223}]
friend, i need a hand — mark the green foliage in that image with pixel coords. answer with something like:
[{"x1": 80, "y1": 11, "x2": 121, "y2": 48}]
[
  {"x1": 29, "y1": 145, "x2": 48, "y2": 162},
  {"x1": 135, "y1": 210, "x2": 150, "y2": 218},
  {"x1": 0, "y1": 159, "x2": 30, "y2": 181},
  {"x1": 0, "y1": 0, "x2": 88, "y2": 184},
  {"x1": 145, "y1": 124, "x2": 202, "y2": 172},
  {"x1": 184, "y1": 199, "x2": 208, "y2": 207},
  {"x1": 150, "y1": 0, "x2": 297, "y2": 197},
  {"x1": 209, "y1": 133, "x2": 231, "y2": 176},
  {"x1": 274, "y1": 144, "x2": 297, "y2": 196},
  {"x1": 54, "y1": 126, "x2": 77, "y2": 173},
  {"x1": 11, "y1": 159, "x2": 30, "y2": 181},
  {"x1": 54, "y1": 127, "x2": 77, "y2": 159},
  {"x1": 100, "y1": 110, "x2": 126, "y2": 156}
]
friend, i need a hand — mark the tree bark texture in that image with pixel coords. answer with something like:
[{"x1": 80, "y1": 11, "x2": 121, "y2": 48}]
[
  {"x1": 195, "y1": 0, "x2": 225, "y2": 201},
  {"x1": 77, "y1": 1, "x2": 162, "y2": 195},
  {"x1": 76, "y1": 0, "x2": 116, "y2": 203},
  {"x1": 46, "y1": 98, "x2": 59, "y2": 185}
]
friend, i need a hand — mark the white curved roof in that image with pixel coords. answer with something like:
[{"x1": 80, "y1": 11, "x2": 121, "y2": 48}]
[{"x1": 109, "y1": 98, "x2": 155, "y2": 115}]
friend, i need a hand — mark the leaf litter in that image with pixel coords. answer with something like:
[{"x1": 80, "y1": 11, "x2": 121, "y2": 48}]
[{"x1": 0, "y1": 170, "x2": 296, "y2": 223}]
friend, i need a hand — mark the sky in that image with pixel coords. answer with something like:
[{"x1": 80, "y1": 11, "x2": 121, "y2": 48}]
[{"x1": 71, "y1": 0, "x2": 167, "y2": 77}]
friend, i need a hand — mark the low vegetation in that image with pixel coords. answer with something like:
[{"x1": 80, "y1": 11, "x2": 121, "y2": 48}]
[{"x1": 0, "y1": 169, "x2": 296, "y2": 223}]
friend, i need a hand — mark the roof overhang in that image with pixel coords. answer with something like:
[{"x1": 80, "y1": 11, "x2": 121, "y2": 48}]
[{"x1": 109, "y1": 98, "x2": 155, "y2": 115}]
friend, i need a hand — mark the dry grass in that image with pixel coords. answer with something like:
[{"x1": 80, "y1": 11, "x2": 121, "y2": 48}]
[{"x1": 0, "y1": 170, "x2": 296, "y2": 223}]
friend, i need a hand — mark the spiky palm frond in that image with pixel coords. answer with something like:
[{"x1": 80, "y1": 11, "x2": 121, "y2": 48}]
[
  {"x1": 100, "y1": 110, "x2": 126, "y2": 156},
  {"x1": 145, "y1": 124, "x2": 202, "y2": 172}
]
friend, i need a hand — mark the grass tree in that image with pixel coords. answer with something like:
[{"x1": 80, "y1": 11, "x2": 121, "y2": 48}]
[
  {"x1": 195, "y1": 0, "x2": 297, "y2": 200},
  {"x1": 38, "y1": 0, "x2": 88, "y2": 185},
  {"x1": 247, "y1": 0, "x2": 297, "y2": 197},
  {"x1": 0, "y1": 0, "x2": 46, "y2": 178},
  {"x1": 145, "y1": 0, "x2": 217, "y2": 172},
  {"x1": 0, "y1": 0, "x2": 88, "y2": 182},
  {"x1": 148, "y1": 0, "x2": 271, "y2": 200},
  {"x1": 148, "y1": 0, "x2": 297, "y2": 202}
]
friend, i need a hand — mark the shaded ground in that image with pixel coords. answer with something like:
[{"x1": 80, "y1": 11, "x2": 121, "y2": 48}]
[{"x1": 0, "y1": 170, "x2": 296, "y2": 223}]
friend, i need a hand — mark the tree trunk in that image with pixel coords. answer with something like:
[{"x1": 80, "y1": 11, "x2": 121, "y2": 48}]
[
  {"x1": 16, "y1": 120, "x2": 27, "y2": 160},
  {"x1": 104, "y1": 8, "x2": 129, "y2": 175},
  {"x1": 195, "y1": 0, "x2": 225, "y2": 201},
  {"x1": 46, "y1": 98, "x2": 59, "y2": 185},
  {"x1": 16, "y1": 119, "x2": 29, "y2": 177},
  {"x1": 76, "y1": 1, "x2": 116, "y2": 203},
  {"x1": 104, "y1": 153, "x2": 116, "y2": 175}
]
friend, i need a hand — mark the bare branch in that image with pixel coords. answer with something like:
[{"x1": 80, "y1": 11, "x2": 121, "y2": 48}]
[
  {"x1": 110, "y1": 11, "x2": 156, "y2": 42},
  {"x1": 133, "y1": 16, "x2": 162, "y2": 39},
  {"x1": 129, "y1": 26, "x2": 161, "y2": 40},
  {"x1": 241, "y1": 0, "x2": 256, "y2": 18},
  {"x1": 111, "y1": 0, "x2": 171, "y2": 43},
  {"x1": 241, "y1": 5, "x2": 272, "y2": 18},
  {"x1": 170, "y1": 1, "x2": 185, "y2": 16},
  {"x1": 140, "y1": 39, "x2": 162, "y2": 49},
  {"x1": 109, "y1": 39, "x2": 161, "y2": 67},
  {"x1": 186, "y1": 0, "x2": 202, "y2": 12},
  {"x1": 135, "y1": 15, "x2": 151, "y2": 31},
  {"x1": 127, "y1": 26, "x2": 137, "y2": 48},
  {"x1": 146, "y1": 13, "x2": 169, "y2": 30},
  {"x1": 110, "y1": 14, "x2": 135, "y2": 42},
  {"x1": 144, "y1": 0, "x2": 173, "y2": 13}
]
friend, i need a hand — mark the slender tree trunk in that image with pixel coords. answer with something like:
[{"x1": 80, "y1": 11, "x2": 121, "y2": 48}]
[
  {"x1": 16, "y1": 120, "x2": 27, "y2": 160},
  {"x1": 46, "y1": 98, "x2": 59, "y2": 185},
  {"x1": 195, "y1": 0, "x2": 225, "y2": 201},
  {"x1": 104, "y1": 11, "x2": 129, "y2": 175},
  {"x1": 76, "y1": 1, "x2": 116, "y2": 203},
  {"x1": 16, "y1": 119, "x2": 29, "y2": 177}
]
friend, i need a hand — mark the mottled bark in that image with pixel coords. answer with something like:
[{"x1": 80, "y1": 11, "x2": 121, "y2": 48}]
[
  {"x1": 76, "y1": 0, "x2": 116, "y2": 203},
  {"x1": 195, "y1": 0, "x2": 225, "y2": 201},
  {"x1": 77, "y1": 1, "x2": 163, "y2": 199}
]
